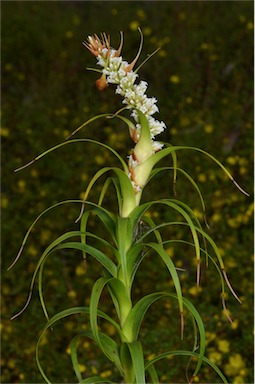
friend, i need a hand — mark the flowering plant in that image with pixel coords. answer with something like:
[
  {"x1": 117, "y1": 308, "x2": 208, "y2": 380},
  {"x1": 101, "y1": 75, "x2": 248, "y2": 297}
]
[{"x1": 10, "y1": 30, "x2": 248, "y2": 383}]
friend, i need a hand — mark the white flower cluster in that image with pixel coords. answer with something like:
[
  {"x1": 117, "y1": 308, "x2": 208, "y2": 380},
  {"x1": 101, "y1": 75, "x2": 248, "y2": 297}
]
[{"x1": 97, "y1": 48, "x2": 166, "y2": 150}]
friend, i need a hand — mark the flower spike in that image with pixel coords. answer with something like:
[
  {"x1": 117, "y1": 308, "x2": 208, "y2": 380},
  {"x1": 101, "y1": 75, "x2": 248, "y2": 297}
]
[{"x1": 84, "y1": 29, "x2": 165, "y2": 195}]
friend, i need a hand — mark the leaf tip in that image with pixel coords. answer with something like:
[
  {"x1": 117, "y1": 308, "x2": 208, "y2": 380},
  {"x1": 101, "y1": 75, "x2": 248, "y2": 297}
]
[
  {"x1": 222, "y1": 269, "x2": 242, "y2": 304},
  {"x1": 232, "y1": 179, "x2": 249, "y2": 197},
  {"x1": 14, "y1": 159, "x2": 36, "y2": 172}
]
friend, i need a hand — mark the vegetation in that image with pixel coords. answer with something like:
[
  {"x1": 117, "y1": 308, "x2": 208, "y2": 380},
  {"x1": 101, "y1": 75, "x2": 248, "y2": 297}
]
[{"x1": 1, "y1": 1, "x2": 253, "y2": 383}]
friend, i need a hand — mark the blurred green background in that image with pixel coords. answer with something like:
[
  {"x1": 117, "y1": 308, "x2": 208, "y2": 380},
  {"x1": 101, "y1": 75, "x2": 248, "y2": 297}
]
[{"x1": 1, "y1": 1, "x2": 253, "y2": 383}]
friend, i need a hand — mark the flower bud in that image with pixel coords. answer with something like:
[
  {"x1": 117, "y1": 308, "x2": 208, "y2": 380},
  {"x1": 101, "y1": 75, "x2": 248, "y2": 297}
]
[{"x1": 95, "y1": 74, "x2": 109, "y2": 91}]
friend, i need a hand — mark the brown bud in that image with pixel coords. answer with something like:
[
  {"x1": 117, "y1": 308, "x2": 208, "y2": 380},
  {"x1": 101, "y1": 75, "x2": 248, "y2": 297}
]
[{"x1": 95, "y1": 74, "x2": 108, "y2": 91}]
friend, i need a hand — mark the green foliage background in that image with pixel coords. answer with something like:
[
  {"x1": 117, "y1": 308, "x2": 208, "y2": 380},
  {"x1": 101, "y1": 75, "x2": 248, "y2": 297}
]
[{"x1": 1, "y1": 1, "x2": 253, "y2": 383}]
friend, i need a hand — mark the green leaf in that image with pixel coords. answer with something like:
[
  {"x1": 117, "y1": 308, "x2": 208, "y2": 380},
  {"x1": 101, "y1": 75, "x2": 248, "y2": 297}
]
[
  {"x1": 126, "y1": 243, "x2": 145, "y2": 286},
  {"x1": 36, "y1": 307, "x2": 89, "y2": 384},
  {"x1": 112, "y1": 169, "x2": 137, "y2": 218},
  {"x1": 8, "y1": 200, "x2": 115, "y2": 272},
  {"x1": 90, "y1": 277, "x2": 125, "y2": 359},
  {"x1": 91, "y1": 205, "x2": 117, "y2": 245},
  {"x1": 64, "y1": 113, "x2": 110, "y2": 140},
  {"x1": 126, "y1": 341, "x2": 145, "y2": 384},
  {"x1": 108, "y1": 278, "x2": 132, "y2": 326},
  {"x1": 131, "y1": 199, "x2": 201, "y2": 279},
  {"x1": 145, "y1": 364, "x2": 159, "y2": 383},
  {"x1": 122, "y1": 292, "x2": 167, "y2": 342},
  {"x1": 70, "y1": 334, "x2": 84, "y2": 382},
  {"x1": 71, "y1": 329, "x2": 124, "y2": 380},
  {"x1": 98, "y1": 177, "x2": 114, "y2": 206},
  {"x1": 36, "y1": 306, "x2": 123, "y2": 384},
  {"x1": 81, "y1": 377, "x2": 117, "y2": 384},
  {"x1": 147, "y1": 242, "x2": 184, "y2": 313},
  {"x1": 162, "y1": 238, "x2": 233, "y2": 321},
  {"x1": 8, "y1": 199, "x2": 84, "y2": 271},
  {"x1": 80, "y1": 211, "x2": 91, "y2": 262},
  {"x1": 145, "y1": 350, "x2": 228, "y2": 383},
  {"x1": 149, "y1": 166, "x2": 208, "y2": 225},
  {"x1": 14, "y1": 138, "x2": 128, "y2": 173},
  {"x1": 116, "y1": 216, "x2": 134, "y2": 287},
  {"x1": 120, "y1": 341, "x2": 145, "y2": 383},
  {"x1": 12, "y1": 230, "x2": 118, "y2": 322},
  {"x1": 54, "y1": 242, "x2": 117, "y2": 276}
]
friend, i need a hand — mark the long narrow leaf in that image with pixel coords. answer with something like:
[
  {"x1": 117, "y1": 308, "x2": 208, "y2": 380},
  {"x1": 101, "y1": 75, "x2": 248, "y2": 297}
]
[
  {"x1": 90, "y1": 277, "x2": 125, "y2": 361},
  {"x1": 81, "y1": 377, "x2": 117, "y2": 384},
  {"x1": 8, "y1": 200, "x2": 114, "y2": 271},
  {"x1": 70, "y1": 334, "x2": 84, "y2": 382},
  {"x1": 36, "y1": 306, "x2": 122, "y2": 384},
  {"x1": 127, "y1": 341, "x2": 145, "y2": 384},
  {"x1": 122, "y1": 292, "x2": 167, "y2": 342},
  {"x1": 145, "y1": 350, "x2": 228, "y2": 384},
  {"x1": 147, "y1": 242, "x2": 184, "y2": 318},
  {"x1": 141, "y1": 144, "x2": 249, "y2": 197},
  {"x1": 14, "y1": 138, "x2": 128, "y2": 173},
  {"x1": 145, "y1": 364, "x2": 159, "y2": 383}
]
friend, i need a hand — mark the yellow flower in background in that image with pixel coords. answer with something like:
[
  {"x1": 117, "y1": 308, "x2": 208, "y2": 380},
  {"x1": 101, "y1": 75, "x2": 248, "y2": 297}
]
[
  {"x1": 169, "y1": 75, "x2": 180, "y2": 84},
  {"x1": 233, "y1": 376, "x2": 245, "y2": 384},
  {"x1": 129, "y1": 20, "x2": 140, "y2": 31},
  {"x1": 224, "y1": 353, "x2": 246, "y2": 376},
  {"x1": 188, "y1": 285, "x2": 202, "y2": 296},
  {"x1": 217, "y1": 339, "x2": 230, "y2": 353},
  {"x1": 208, "y1": 351, "x2": 222, "y2": 364},
  {"x1": 1, "y1": 127, "x2": 9, "y2": 137},
  {"x1": 204, "y1": 124, "x2": 214, "y2": 133},
  {"x1": 78, "y1": 364, "x2": 86, "y2": 373}
]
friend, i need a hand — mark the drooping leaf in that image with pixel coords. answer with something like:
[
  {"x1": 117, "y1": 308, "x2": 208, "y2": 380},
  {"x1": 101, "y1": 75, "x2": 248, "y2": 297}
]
[
  {"x1": 126, "y1": 341, "x2": 146, "y2": 384},
  {"x1": 14, "y1": 138, "x2": 128, "y2": 173},
  {"x1": 89, "y1": 277, "x2": 125, "y2": 360},
  {"x1": 36, "y1": 306, "x2": 123, "y2": 384},
  {"x1": 145, "y1": 350, "x2": 228, "y2": 384}
]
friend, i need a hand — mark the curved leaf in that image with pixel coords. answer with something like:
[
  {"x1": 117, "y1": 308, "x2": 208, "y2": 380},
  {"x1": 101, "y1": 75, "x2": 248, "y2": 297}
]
[
  {"x1": 70, "y1": 334, "x2": 84, "y2": 382},
  {"x1": 122, "y1": 292, "x2": 167, "y2": 342},
  {"x1": 145, "y1": 363, "x2": 159, "y2": 383},
  {"x1": 15, "y1": 138, "x2": 128, "y2": 173},
  {"x1": 90, "y1": 277, "x2": 125, "y2": 356},
  {"x1": 12, "y1": 232, "x2": 118, "y2": 322},
  {"x1": 149, "y1": 166, "x2": 209, "y2": 227},
  {"x1": 54, "y1": 242, "x2": 117, "y2": 276},
  {"x1": 122, "y1": 291, "x2": 205, "y2": 377},
  {"x1": 36, "y1": 306, "x2": 122, "y2": 384},
  {"x1": 107, "y1": 278, "x2": 132, "y2": 325},
  {"x1": 81, "y1": 377, "x2": 117, "y2": 384},
  {"x1": 8, "y1": 200, "x2": 115, "y2": 271},
  {"x1": 145, "y1": 350, "x2": 228, "y2": 384},
  {"x1": 77, "y1": 167, "x2": 136, "y2": 221},
  {"x1": 74, "y1": 330, "x2": 123, "y2": 380},
  {"x1": 65, "y1": 113, "x2": 110, "y2": 140},
  {"x1": 142, "y1": 144, "x2": 248, "y2": 197}
]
